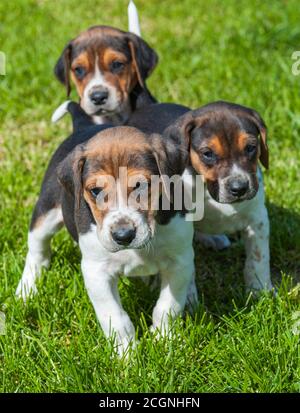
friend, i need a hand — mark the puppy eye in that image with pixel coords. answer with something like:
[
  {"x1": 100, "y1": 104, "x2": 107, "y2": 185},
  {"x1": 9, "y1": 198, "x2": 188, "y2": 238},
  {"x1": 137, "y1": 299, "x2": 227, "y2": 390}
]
[
  {"x1": 245, "y1": 144, "x2": 257, "y2": 155},
  {"x1": 74, "y1": 66, "x2": 86, "y2": 79},
  {"x1": 110, "y1": 61, "x2": 125, "y2": 72},
  {"x1": 90, "y1": 187, "x2": 103, "y2": 198},
  {"x1": 132, "y1": 181, "x2": 148, "y2": 191},
  {"x1": 201, "y1": 149, "x2": 217, "y2": 165}
]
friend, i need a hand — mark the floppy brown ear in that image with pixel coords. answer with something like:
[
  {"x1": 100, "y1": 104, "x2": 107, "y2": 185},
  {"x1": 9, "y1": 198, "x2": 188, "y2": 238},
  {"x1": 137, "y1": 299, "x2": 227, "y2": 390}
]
[
  {"x1": 233, "y1": 105, "x2": 269, "y2": 169},
  {"x1": 150, "y1": 133, "x2": 172, "y2": 202},
  {"x1": 249, "y1": 111, "x2": 269, "y2": 169},
  {"x1": 164, "y1": 112, "x2": 222, "y2": 174},
  {"x1": 163, "y1": 112, "x2": 197, "y2": 158},
  {"x1": 127, "y1": 33, "x2": 158, "y2": 88},
  {"x1": 150, "y1": 132, "x2": 189, "y2": 203},
  {"x1": 57, "y1": 145, "x2": 86, "y2": 210},
  {"x1": 54, "y1": 43, "x2": 72, "y2": 96}
]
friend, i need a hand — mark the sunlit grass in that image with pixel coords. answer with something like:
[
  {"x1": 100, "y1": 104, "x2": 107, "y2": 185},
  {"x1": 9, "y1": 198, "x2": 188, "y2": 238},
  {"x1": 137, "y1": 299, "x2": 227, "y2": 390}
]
[{"x1": 0, "y1": 0, "x2": 299, "y2": 392}]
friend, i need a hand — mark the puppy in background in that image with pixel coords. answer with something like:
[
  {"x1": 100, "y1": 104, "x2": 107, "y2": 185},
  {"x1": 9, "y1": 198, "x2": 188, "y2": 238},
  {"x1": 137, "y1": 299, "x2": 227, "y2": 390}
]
[
  {"x1": 53, "y1": 2, "x2": 158, "y2": 125},
  {"x1": 128, "y1": 101, "x2": 274, "y2": 294}
]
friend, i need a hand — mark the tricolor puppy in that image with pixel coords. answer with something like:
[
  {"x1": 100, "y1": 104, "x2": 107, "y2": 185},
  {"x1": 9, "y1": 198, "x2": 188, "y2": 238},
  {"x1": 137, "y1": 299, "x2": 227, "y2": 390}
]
[
  {"x1": 54, "y1": 25, "x2": 158, "y2": 124},
  {"x1": 16, "y1": 103, "x2": 196, "y2": 354},
  {"x1": 164, "y1": 101, "x2": 273, "y2": 293},
  {"x1": 128, "y1": 101, "x2": 273, "y2": 293}
]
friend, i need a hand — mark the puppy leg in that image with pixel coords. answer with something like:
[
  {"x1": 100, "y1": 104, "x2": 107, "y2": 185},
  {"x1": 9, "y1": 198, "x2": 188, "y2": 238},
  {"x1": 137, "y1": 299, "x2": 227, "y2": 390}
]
[
  {"x1": 186, "y1": 272, "x2": 199, "y2": 314},
  {"x1": 16, "y1": 206, "x2": 63, "y2": 300},
  {"x1": 194, "y1": 231, "x2": 231, "y2": 250},
  {"x1": 81, "y1": 259, "x2": 135, "y2": 356},
  {"x1": 140, "y1": 274, "x2": 160, "y2": 291},
  {"x1": 152, "y1": 247, "x2": 195, "y2": 334},
  {"x1": 241, "y1": 205, "x2": 273, "y2": 293}
]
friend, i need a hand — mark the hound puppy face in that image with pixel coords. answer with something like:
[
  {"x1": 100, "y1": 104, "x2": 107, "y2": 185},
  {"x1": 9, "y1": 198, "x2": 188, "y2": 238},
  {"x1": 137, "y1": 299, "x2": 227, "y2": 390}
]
[
  {"x1": 58, "y1": 127, "x2": 183, "y2": 253},
  {"x1": 165, "y1": 101, "x2": 269, "y2": 204},
  {"x1": 54, "y1": 26, "x2": 158, "y2": 118}
]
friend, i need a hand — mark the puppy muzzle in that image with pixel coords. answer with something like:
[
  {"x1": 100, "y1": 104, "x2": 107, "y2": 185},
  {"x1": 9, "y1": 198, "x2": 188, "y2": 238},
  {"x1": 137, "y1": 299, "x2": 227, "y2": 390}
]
[
  {"x1": 98, "y1": 211, "x2": 153, "y2": 253},
  {"x1": 111, "y1": 222, "x2": 136, "y2": 246},
  {"x1": 89, "y1": 88, "x2": 109, "y2": 106},
  {"x1": 216, "y1": 174, "x2": 258, "y2": 204}
]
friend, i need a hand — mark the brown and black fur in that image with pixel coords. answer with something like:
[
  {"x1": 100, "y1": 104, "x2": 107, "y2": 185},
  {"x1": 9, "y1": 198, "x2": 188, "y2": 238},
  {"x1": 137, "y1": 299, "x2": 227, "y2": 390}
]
[
  {"x1": 162, "y1": 101, "x2": 268, "y2": 202},
  {"x1": 54, "y1": 26, "x2": 158, "y2": 122},
  {"x1": 127, "y1": 101, "x2": 268, "y2": 201},
  {"x1": 31, "y1": 102, "x2": 189, "y2": 243}
]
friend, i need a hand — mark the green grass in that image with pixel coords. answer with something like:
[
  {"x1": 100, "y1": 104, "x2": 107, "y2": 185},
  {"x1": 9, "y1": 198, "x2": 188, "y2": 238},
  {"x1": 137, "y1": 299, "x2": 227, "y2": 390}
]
[{"x1": 0, "y1": 0, "x2": 300, "y2": 392}]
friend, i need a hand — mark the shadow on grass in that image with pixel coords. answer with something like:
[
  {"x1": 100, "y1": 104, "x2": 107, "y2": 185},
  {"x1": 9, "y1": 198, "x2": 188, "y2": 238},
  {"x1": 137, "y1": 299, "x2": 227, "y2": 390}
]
[
  {"x1": 28, "y1": 202, "x2": 299, "y2": 329},
  {"x1": 122, "y1": 202, "x2": 300, "y2": 325},
  {"x1": 194, "y1": 201, "x2": 300, "y2": 317}
]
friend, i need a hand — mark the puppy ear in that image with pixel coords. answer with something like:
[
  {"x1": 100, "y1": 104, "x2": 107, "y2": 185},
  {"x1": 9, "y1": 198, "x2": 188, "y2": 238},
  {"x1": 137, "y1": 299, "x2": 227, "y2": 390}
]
[
  {"x1": 163, "y1": 113, "x2": 217, "y2": 174},
  {"x1": 248, "y1": 110, "x2": 269, "y2": 169},
  {"x1": 57, "y1": 145, "x2": 86, "y2": 209},
  {"x1": 233, "y1": 106, "x2": 269, "y2": 169},
  {"x1": 163, "y1": 113, "x2": 196, "y2": 151},
  {"x1": 150, "y1": 133, "x2": 189, "y2": 202},
  {"x1": 127, "y1": 33, "x2": 158, "y2": 87},
  {"x1": 54, "y1": 43, "x2": 72, "y2": 96}
]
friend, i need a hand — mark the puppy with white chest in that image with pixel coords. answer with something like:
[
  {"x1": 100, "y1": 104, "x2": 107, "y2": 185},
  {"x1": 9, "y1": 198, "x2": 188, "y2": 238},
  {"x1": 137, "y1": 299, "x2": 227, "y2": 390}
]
[
  {"x1": 164, "y1": 101, "x2": 273, "y2": 293},
  {"x1": 17, "y1": 103, "x2": 196, "y2": 354},
  {"x1": 54, "y1": 25, "x2": 158, "y2": 124},
  {"x1": 128, "y1": 101, "x2": 273, "y2": 293}
]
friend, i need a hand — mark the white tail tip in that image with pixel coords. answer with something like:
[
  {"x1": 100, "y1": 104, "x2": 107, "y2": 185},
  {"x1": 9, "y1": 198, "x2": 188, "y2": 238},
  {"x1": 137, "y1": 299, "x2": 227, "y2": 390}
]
[
  {"x1": 128, "y1": 1, "x2": 141, "y2": 37},
  {"x1": 51, "y1": 100, "x2": 71, "y2": 123}
]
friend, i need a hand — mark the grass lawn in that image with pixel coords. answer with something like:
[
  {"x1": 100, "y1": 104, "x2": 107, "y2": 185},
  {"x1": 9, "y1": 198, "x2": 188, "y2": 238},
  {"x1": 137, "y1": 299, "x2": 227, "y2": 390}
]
[{"x1": 0, "y1": 0, "x2": 300, "y2": 392}]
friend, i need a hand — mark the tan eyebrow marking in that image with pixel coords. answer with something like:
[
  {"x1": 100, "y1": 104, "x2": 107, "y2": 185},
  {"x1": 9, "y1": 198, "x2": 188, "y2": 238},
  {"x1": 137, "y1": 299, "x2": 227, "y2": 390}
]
[
  {"x1": 236, "y1": 132, "x2": 250, "y2": 151},
  {"x1": 208, "y1": 135, "x2": 227, "y2": 157}
]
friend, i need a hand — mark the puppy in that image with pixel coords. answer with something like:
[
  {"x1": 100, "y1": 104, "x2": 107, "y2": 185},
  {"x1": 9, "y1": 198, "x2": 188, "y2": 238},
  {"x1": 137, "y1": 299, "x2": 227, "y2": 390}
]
[
  {"x1": 16, "y1": 103, "x2": 196, "y2": 354},
  {"x1": 128, "y1": 101, "x2": 273, "y2": 293},
  {"x1": 54, "y1": 25, "x2": 158, "y2": 124},
  {"x1": 165, "y1": 101, "x2": 273, "y2": 293}
]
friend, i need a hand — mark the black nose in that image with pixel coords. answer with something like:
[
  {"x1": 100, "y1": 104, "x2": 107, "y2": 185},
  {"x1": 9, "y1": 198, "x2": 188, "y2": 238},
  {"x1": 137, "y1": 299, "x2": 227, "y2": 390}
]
[
  {"x1": 228, "y1": 179, "x2": 249, "y2": 197},
  {"x1": 90, "y1": 90, "x2": 108, "y2": 105},
  {"x1": 111, "y1": 226, "x2": 136, "y2": 246}
]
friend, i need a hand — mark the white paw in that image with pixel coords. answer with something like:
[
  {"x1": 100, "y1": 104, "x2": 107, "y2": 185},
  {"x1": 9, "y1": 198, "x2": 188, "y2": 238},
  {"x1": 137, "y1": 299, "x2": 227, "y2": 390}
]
[
  {"x1": 195, "y1": 232, "x2": 231, "y2": 250},
  {"x1": 115, "y1": 336, "x2": 136, "y2": 358},
  {"x1": 15, "y1": 254, "x2": 50, "y2": 301},
  {"x1": 15, "y1": 277, "x2": 38, "y2": 301},
  {"x1": 245, "y1": 282, "x2": 275, "y2": 297},
  {"x1": 150, "y1": 324, "x2": 182, "y2": 342},
  {"x1": 150, "y1": 324, "x2": 168, "y2": 338},
  {"x1": 140, "y1": 274, "x2": 160, "y2": 291}
]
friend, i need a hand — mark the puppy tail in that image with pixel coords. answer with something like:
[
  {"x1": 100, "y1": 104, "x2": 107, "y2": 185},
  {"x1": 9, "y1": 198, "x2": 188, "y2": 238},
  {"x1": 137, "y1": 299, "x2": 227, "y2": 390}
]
[
  {"x1": 128, "y1": 1, "x2": 141, "y2": 37},
  {"x1": 51, "y1": 100, "x2": 94, "y2": 133},
  {"x1": 51, "y1": 100, "x2": 71, "y2": 123}
]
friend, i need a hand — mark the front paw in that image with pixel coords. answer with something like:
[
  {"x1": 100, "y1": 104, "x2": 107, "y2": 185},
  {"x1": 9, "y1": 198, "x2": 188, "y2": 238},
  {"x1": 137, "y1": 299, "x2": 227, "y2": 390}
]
[
  {"x1": 114, "y1": 335, "x2": 137, "y2": 358},
  {"x1": 150, "y1": 323, "x2": 183, "y2": 342},
  {"x1": 15, "y1": 280, "x2": 37, "y2": 301},
  {"x1": 16, "y1": 254, "x2": 50, "y2": 302},
  {"x1": 140, "y1": 274, "x2": 160, "y2": 291},
  {"x1": 245, "y1": 282, "x2": 276, "y2": 298},
  {"x1": 150, "y1": 324, "x2": 170, "y2": 338},
  {"x1": 195, "y1": 232, "x2": 231, "y2": 250}
]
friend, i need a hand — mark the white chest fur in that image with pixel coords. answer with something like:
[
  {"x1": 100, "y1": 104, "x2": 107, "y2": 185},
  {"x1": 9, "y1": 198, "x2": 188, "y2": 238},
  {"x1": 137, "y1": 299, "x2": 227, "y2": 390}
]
[
  {"x1": 183, "y1": 168, "x2": 266, "y2": 235},
  {"x1": 78, "y1": 213, "x2": 196, "y2": 353},
  {"x1": 79, "y1": 213, "x2": 194, "y2": 278}
]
